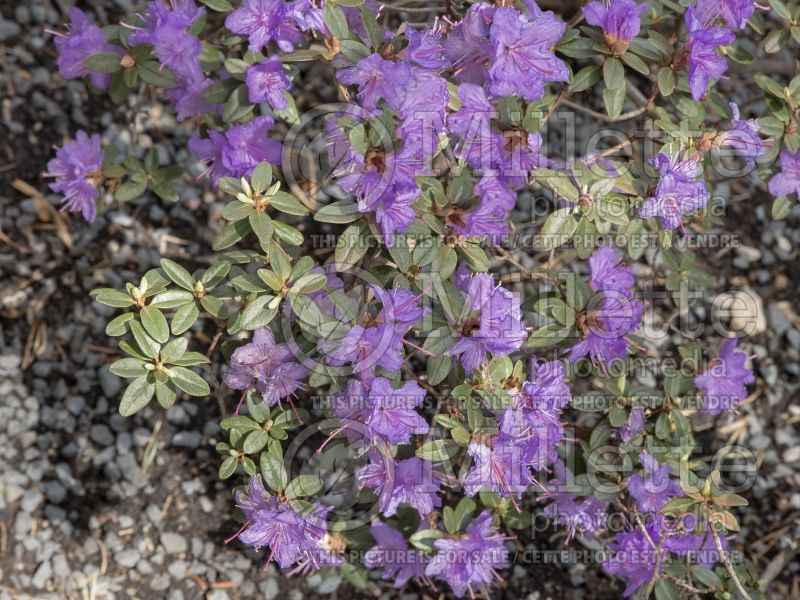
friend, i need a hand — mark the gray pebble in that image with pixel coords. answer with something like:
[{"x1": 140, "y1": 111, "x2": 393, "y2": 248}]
[
  {"x1": 90, "y1": 424, "x2": 114, "y2": 446},
  {"x1": 161, "y1": 532, "x2": 188, "y2": 555},
  {"x1": 21, "y1": 489, "x2": 44, "y2": 513}
]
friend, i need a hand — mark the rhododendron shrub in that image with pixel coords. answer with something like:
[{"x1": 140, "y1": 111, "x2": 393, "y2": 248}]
[{"x1": 46, "y1": 0, "x2": 800, "y2": 597}]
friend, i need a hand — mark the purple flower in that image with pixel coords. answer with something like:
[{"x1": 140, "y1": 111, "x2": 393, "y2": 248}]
[
  {"x1": 53, "y1": 8, "x2": 124, "y2": 89},
  {"x1": 461, "y1": 435, "x2": 534, "y2": 499},
  {"x1": 365, "y1": 522, "x2": 429, "y2": 587},
  {"x1": 603, "y1": 523, "x2": 660, "y2": 596},
  {"x1": 444, "y1": 4, "x2": 495, "y2": 87},
  {"x1": 694, "y1": 338, "x2": 754, "y2": 414},
  {"x1": 588, "y1": 246, "x2": 635, "y2": 292},
  {"x1": 618, "y1": 405, "x2": 645, "y2": 442},
  {"x1": 44, "y1": 131, "x2": 104, "y2": 223},
  {"x1": 447, "y1": 270, "x2": 527, "y2": 374},
  {"x1": 363, "y1": 377, "x2": 429, "y2": 445},
  {"x1": 604, "y1": 517, "x2": 729, "y2": 596},
  {"x1": 685, "y1": 5, "x2": 735, "y2": 101},
  {"x1": 130, "y1": 0, "x2": 205, "y2": 82},
  {"x1": 357, "y1": 453, "x2": 442, "y2": 516},
  {"x1": 768, "y1": 149, "x2": 800, "y2": 199},
  {"x1": 715, "y1": 102, "x2": 765, "y2": 167},
  {"x1": 487, "y1": 7, "x2": 568, "y2": 101},
  {"x1": 499, "y1": 359, "x2": 570, "y2": 469},
  {"x1": 696, "y1": 0, "x2": 755, "y2": 30},
  {"x1": 627, "y1": 453, "x2": 682, "y2": 514},
  {"x1": 223, "y1": 327, "x2": 308, "y2": 406},
  {"x1": 542, "y1": 460, "x2": 608, "y2": 540},
  {"x1": 583, "y1": 0, "x2": 645, "y2": 54},
  {"x1": 425, "y1": 510, "x2": 510, "y2": 598},
  {"x1": 189, "y1": 116, "x2": 282, "y2": 184},
  {"x1": 400, "y1": 27, "x2": 449, "y2": 71},
  {"x1": 225, "y1": 0, "x2": 304, "y2": 53},
  {"x1": 246, "y1": 56, "x2": 292, "y2": 109},
  {"x1": 233, "y1": 476, "x2": 340, "y2": 571},
  {"x1": 337, "y1": 53, "x2": 413, "y2": 111},
  {"x1": 163, "y1": 76, "x2": 221, "y2": 120},
  {"x1": 639, "y1": 153, "x2": 710, "y2": 229},
  {"x1": 567, "y1": 290, "x2": 644, "y2": 366}
]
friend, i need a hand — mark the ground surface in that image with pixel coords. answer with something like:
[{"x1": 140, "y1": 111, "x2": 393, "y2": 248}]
[{"x1": 1, "y1": 1, "x2": 799, "y2": 599}]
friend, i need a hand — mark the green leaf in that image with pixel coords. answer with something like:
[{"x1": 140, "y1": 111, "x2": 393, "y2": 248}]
[
  {"x1": 539, "y1": 207, "x2": 579, "y2": 250},
  {"x1": 140, "y1": 306, "x2": 170, "y2": 344},
  {"x1": 314, "y1": 200, "x2": 360, "y2": 224},
  {"x1": 169, "y1": 366, "x2": 210, "y2": 396},
  {"x1": 270, "y1": 191, "x2": 309, "y2": 216},
  {"x1": 243, "y1": 429, "x2": 270, "y2": 454},
  {"x1": 160, "y1": 337, "x2": 188, "y2": 364},
  {"x1": 620, "y1": 51, "x2": 649, "y2": 75},
  {"x1": 603, "y1": 82, "x2": 626, "y2": 120},
  {"x1": 149, "y1": 289, "x2": 195, "y2": 309},
  {"x1": 219, "y1": 456, "x2": 238, "y2": 479},
  {"x1": 657, "y1": 67, "x2": 675, "y2": 96},
  {"x1": 416, "y1": 439, "x2": 460, "y2": 462},
  {"x1": 249, "y1": 211, "x2": 274, "y2": 243},
  {"x1": 272, "y1": 220, "x2": 304, "y2": 246},
  {"x1": 105, "y1": 312, "x2": 135, "y2": 336},
  {"x1": 115, "y1": 179, "x2": 148, "y2": 203},
  {"x1": 155, "y1": 380, "x2": 177, "y2": 409},
  {"x1": 427, "y1": 355, "x2": 452, "y2": 386},
  {"x1": 171, "y1": 302, "x2": 200, "y2": 335},
  {"x1": 170, "y1": 351, "x2": 209, "y2": 366},
  {"x1": 129, "y1": 320, "x2": 160, "y2": 359},
  {"x1": 260, "y1": 451, "x2": 288, "y2": 491},
  {"x1": 408, "y1": 529, "x2": 444, "y2": 551},
  {"x1": 119, "y1": 376, "x2": 155, "y2": 416},
  {"x1": 110, "y1": 358, "x2": 148, "y2": 378},
  {"x1": 241, "y1": 294, "x2": 279, "y2": 330},
  {"x1": 323, "y1": 2, "x2": 349, "y2": 39},
  {"x1": 285, "y1": 475, "x2": 323, "y2": 499},
  {"x1": 137, "y1": 61, "x2": 176, "y2": 87},
  {"x1": 335, "y1": 223, "x2": 369, "y2": 269},
  {"x1": 160, "y1": 258, "x2": 195, "y2": 290},
  {"x1": 603, "y1": 57, "x2": 624, "y2": 90},
  {"x1": 569, "y1": 64, "x2": 602, "y2": 92},
  {"x1": 654, "y1": 579, "x2": 680, "y2": 600},
  {"x1": 772, "y1": 195, "x2": 793, "y2": 220},
  {"x1": 200, "y1": 0, "x2": 234, "y2": 11},
  {"x1": 251, "y1": 162, "x2": 273, "y2": 194},
  {"x1": 85, "y1": 52, "x2": 123, "y2": 73},
  {"x1": 359, "y1": 6, "x2": 382, "y2": 49},
  {"x1": 212, "y1": 219, "x2": 251, "y2": 251},
  {"x1": 93, "y1": 288, "x2": 134, "y2": 308}
]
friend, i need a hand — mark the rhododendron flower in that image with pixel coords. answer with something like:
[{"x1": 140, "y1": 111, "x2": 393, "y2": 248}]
[
  {"x1": 542, "y1": 460, "x2": 608, "y2": 540},
  {"x1": 461, "y1": 435, "x2": 534, "y2": 499},
  {"x1": 639, "y1": 153, "x2": 710, "y2": 229},
  {"x1": 567, "y1": 291, "x2": 644, "y2": 365},
  {"x1": 164, "y1": 76, "x2": 221, "y2": 120},
  {"x1": 715, "y1": 102, "x2": 765, "y2": 166},
  {"x1": 444, "y1": 3, "x2": 495, "y2": 87},
  {"x1": 233, "y1": 476, "x2": 340, "y2": 571},
  {"x1": 337, "y1": 53, "x2": 413, "y2": 111},
  {"x1": 225, "y1": 0, "x2": 304, "y2": 53},
  {"x1": 426, "y1": 510, "x2": 510, "y2": 598},
  {"x1": 618, "y1": 405, "x2": 645, "y2": 442},
  {"x1": 768, "y1": 149, "x2": 800, "y2": 199},
  {"x1": 189, "y1": 116, "x2": 282, "y2": 184},
  {"x1": 357, "y1": 453, "x2": 442, "y2": 516},
  {"x1": 400, "y1": 28, "x2": 449, "y2": 71},
  {"x1": 44, "y1": 131, "x2": 104, "y2": 223},
  {"x1": 365, "y1": 522, "x2": 429, "y2": 587},
  {"x1": 362, "y1": 377, "x2": 429, "y2": 445},
  {"x1": 245, "y1": 56, "x2": 292, "y2": 109},
  {"x1": 223, "y1": 327, "x2": 308, "y2": 406},
  {"x1": 447, "y1": 269, "x2": 527, "y2": 373},
  {"x1": 53, "y1": 8, "x2": 124, "y2": 89},
  {"x1": 583, "y1": 0, "x2": 646, "y2": 53},
  {"x1": 697, "y1": 0, "x2": 755, "y2": 30},
  {"x1": 627, "y1": 453, "x2": 682, "y2": 513},
  {"x1": 588, "y1": 247, "x2": 636, "y2": 293},
  {"x1": 129, "y1": 0, "x2": 204, "y2": 82},
  {"x1": 487, "y1": 6, "x2": 569, "y2": 101},
  {"x1": 685, "y1": 5, "x2": 735, "y2": 101},
  {"x1": 694, "y1": 338, "x2": 754, "y2": 414}
]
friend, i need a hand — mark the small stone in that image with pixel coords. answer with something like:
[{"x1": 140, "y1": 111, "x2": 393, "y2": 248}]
[
  {"x1": 98, "y1": 366, "x2": 122, "y2": 397},
  {"x1": 783, "y1": 446, "x2": 800, "y2": 463},
  {"x1": 115, "y1": 549, "x2": 140, "y2": 568},
  {"x1": 89, "y1": 424, "x2": 114, "y2": 446},
  {"x1": 259, "y1": 578, "x2": 279, "y2": 600},
  {"x1": 43, "y1": 481, "x2": 67, "y2": 504},
  {"x1": 161, "y1": 532, "x2": 188, "y2": 555},
  {"x1": 21, "y1": 490, "x2": 44, "y2": 513},
  {"x1": 32, "y1": 560, "x2": 52, "y2": 588},
  {"x1": 171, "y1": 431, "x2": 202, "y2": 448},
  {"x1": 150, "y1": 574, "x2": 171, "y2": 591}
]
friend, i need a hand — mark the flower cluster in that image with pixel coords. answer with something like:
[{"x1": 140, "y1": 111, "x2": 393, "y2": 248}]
[{"x1": 58, "y1": 0, "x2": 774, "y2": 598}]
